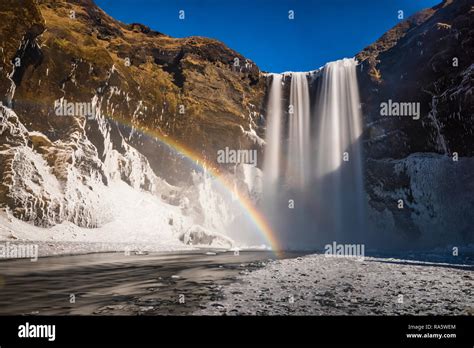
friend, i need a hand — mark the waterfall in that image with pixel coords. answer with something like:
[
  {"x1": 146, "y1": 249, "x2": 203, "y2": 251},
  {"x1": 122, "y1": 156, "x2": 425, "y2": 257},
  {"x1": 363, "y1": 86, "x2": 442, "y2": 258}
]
[
  {"x1": 287, "y1": 73, "x2": 311, "y2": 189},
  {"x1": 315, "y1": 59, "x2": 363, "y2": 178},
  {"x1": 263, "y1": 74, "x2": 283, "y2": 188},
  {"x1": 262, "y1": 58, "x2": 366, "y2": 249}
]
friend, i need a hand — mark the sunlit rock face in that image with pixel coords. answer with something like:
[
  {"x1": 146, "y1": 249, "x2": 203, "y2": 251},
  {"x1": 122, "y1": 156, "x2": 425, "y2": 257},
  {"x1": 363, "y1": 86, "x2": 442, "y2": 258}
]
[
  {"x1": 0, "y1": 104, "x2": 110, "y2": 227},
  {"x1": 0, "y1": 0, "x2": 266, "y2": 186},
  {"x1": 0, "y1": 0, "x2": 266, "y2": 244}
]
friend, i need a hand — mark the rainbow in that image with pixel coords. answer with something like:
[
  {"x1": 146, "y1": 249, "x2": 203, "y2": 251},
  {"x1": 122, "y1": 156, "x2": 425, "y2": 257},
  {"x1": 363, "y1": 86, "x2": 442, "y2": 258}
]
[
  {"x1": 100, "y1": 114, "x2": 282, "y2": 254},
  {"x1": 11, "y1": 96, "x2": 282, "y2": 253}
]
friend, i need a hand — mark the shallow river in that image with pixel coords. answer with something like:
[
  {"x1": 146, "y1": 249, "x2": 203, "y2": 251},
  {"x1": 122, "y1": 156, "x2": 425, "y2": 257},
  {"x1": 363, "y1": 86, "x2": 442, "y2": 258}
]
[{"x1": 0, "y1": 250, "x2": 303, "y2": 315}]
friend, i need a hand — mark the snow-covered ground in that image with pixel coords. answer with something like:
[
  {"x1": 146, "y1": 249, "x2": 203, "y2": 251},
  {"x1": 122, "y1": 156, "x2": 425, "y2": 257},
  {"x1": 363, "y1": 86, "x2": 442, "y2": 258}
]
[
  {"x1": 0, "y1": 182, "x2": 184, "y2": 256},
  {"x1": 197, "y1": 254, "x2": 474, "y2": 315},
  {"x1": 0, "y1": 178, "x2": 236, "y2": 257}
]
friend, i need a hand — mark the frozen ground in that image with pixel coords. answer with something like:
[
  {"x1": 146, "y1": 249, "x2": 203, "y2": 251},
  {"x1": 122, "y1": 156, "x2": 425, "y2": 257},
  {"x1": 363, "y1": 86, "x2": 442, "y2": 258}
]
[
  {"x1": 197, "y1": 254, "x2": 474, "y2": 315},
  {"x1": 0, "y1": 184, "x2": 188, "y2": 257}
]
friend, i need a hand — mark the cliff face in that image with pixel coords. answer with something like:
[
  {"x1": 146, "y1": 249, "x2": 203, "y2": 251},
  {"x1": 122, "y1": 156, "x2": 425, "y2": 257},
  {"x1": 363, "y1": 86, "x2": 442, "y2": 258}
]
[
  {"x1": 357, "y1": 0, "x2": 473, "y2": 158},
  {"x1": 1, "y1": 0, "x2": 265, "y2": 184},
  {"x1": 0, "y1": 0, "x2": 265, "y2": 230},
  {"x1": 356, "y1": 0, "x2": 474, "y2": 247}
]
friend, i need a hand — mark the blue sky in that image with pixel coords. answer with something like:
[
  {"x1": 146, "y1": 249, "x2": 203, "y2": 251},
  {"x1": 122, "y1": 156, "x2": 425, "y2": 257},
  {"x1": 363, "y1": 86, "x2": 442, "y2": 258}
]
[{"x1": 96, "y1": 0, "x2": 441, "y2": 73}]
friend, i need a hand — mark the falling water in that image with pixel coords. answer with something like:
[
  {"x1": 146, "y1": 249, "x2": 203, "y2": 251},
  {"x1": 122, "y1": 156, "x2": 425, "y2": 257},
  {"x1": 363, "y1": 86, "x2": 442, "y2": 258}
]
[
  {"x1": 262, "y1": 58, "x2": 366, "y2": 249},
  {"x1": 314, "y1": 59, "x2": 363, "y2": 178},
  {"x1": 263, "y1": 74, "x2": 283, "y2": 188},
  {"x1": 287, "y1": 73, "x2": 311, "y2": 189}
]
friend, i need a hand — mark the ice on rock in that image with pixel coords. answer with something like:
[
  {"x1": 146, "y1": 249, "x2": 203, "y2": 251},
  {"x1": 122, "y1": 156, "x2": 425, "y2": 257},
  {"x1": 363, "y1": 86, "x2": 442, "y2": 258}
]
[
  {"x1": 0, "y1": 101, "x2": 241, "y2": 252},
  {"x1": 0, "y1": 105, "x2": 28, "y2": 146},
  {"x1": 179, "y1": 225, "x2": 234, "y2": 248}
]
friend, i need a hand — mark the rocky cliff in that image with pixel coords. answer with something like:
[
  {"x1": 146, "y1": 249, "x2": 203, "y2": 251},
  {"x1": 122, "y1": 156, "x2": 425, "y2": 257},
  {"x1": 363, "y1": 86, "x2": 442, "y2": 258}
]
[
  {"x1": 356, "y1": 0, "x2": 474, "y2": 248},
  {"x1": 0, "y1": 0, "x2": 265, "y2": 236},
  {"x1": 1, "y1": 0, "x2": 266, "y2": 180}
]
